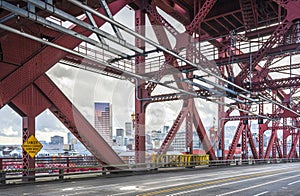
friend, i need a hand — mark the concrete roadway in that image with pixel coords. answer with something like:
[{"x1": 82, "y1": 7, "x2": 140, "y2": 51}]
[{"x1": 1, "y1": 162, "x2": 300, "y2": 196}]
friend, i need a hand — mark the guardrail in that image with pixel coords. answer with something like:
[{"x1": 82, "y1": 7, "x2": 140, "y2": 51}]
[{"x1": 0, "y1": 156, "x2": 299, "y2": 185}]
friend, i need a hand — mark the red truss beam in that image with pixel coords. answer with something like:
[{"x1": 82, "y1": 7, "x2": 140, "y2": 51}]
[
  {"x1": 276, "y1": 137, "x2": 283, "y2": 158},
  {"x1": 146, "y1": 2, "x2": 216, "y2": 160},
  {"x1": 193, "y1": 106, "x2": 216, "y2": 160},
  {"x1": 34, "y1": 74, "x2": 124, "y2": 166},
  {"x1": 134, "y1": 8, "x2": 147, "y2": 164},
  {"x1": 241, "y1": 1, "x2": 300, "y2": 82},
  {"x1": 157, "y1": 107, "x2": 188, "y2": 155},
  {"x1": 264, "y1": 130, "x2": 277, "y2": 159},
  {"x1": 239, "y1": 0, "x2": 258, "y2": 31},
  {"x1": 146, "y1": 5, "x2": 178, "y2": 94},
  {"x1": 185, "y1": 0, "x2": 217, "y2": 34},
  {"x1": 244, "y1": 76, "x2": 300, "y2": 91},
  {"x1": 242, "y1": 123, "x2": 247, "y2": 159},
  {"x1": 236, "y1": 18, "x2": 293, "y2": 83},
  {"x1": 269, "y1": 63, "x2": 300, "y2": 72},
  {"x1": 246, "y1": 124, "x2": 258, "y2": 159},
  {"x1": 0, "y1": 0, "x2": 130, "y2": 167},
  {"x1": 186, "y1": 110, "x2": 193, "y2": 154},
  {"x1": 10, "y1": 84, "x2": 50, "y2": 179},
  {"x1": 214, "y1": 43, "x2": 300, "y2": 66},
  {"x1": 227, "y1": 121, "x2": 244, "y2": 160},
  {"x1": 0, "y1": 0, "x2": 130, "y2": 108},
  {"x1": 146, "y1": 5, "x2": 179, "y2": 37},
  {"x1": 288, "y1": 130, "x2": 300, "y2": 158}
]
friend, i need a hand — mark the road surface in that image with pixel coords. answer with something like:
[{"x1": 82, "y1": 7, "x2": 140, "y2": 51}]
[{"x1": 1, "y1": 162, "x2": 300, "y2": 196}]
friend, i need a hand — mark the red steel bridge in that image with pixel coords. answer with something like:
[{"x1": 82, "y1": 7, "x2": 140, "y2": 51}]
[{"x1": 0, "y1": 0, "x2": 300, "y2": 179}]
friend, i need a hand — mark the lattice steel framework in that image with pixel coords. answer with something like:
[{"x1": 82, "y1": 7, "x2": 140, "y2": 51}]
[{"x1": 0, "y1": 0, "x2": 300, "y2": 179}]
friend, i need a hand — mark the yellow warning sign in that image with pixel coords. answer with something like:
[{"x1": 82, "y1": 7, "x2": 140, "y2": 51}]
[{"x1": 22, "y1": 135, "x2": 43, "y2": 158}]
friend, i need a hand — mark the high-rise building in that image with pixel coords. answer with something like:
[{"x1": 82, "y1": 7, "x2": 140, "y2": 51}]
[
  {"x1": 67, "y1": 132, "x2": 77, "y2": 144},
  {"x1": 50, "y1": 135, "x2": 64, "y2": 145},
  {"x1": 94, "y1": 102, "x2": 112, "y2": 145},
  {"x1": 125, "y1": 122, "x2": 132, "y2": 136},
  {"x1": 116, "y1": 128, "x2": 125, "y2": 137}
]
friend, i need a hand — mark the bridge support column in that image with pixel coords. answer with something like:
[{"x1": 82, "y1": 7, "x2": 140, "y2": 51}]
[
  {"x1": 283, "y1": 130, "x2": 289, "y2": 158},
  {"x1": 134, "y1": 7, "x2": 147, "y2": 164},
  {"x1": 22, "y1": 116, "x2": 36, "y2": 181}
]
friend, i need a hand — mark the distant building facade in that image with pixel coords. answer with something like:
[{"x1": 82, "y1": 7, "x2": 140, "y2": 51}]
[
  {"x1": 94, "y1": 102, "x2": 112, "y2": 145},
  {"x1": 125, "y1": 122, "x2": 132, "y2": 136},
  {"x1": 50, "y1": 135, "x2": 64, "y2": 145},
  {"x1": 116, "y1": 128, "x2": 125, "y2": 137}
]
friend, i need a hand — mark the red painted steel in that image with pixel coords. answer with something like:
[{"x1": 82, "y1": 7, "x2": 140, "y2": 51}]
[
  {"x1": 34, "y1": 75, "x2": 125, "y2": 166},
  {"x1": 239, "y1": 0, "x2": 258, "y2": 31},
  {"x1": 227, "y1": 121, "x2": 244, "y2": 160},
  {"x1": 245, "y1": 76, "x2": 300, "y2": 92},
  {"x1": 157, "y1": 107, "x2": 188, "y2": 155},
  {"x1": 246, "y1": 124, "x2": 258, "y2": 159},
  {"x1": 134, "y1": 8, "x2": 147, "y2": 164},
  {"x1": 10, "y1": 84, "x2": 50, "y2": 180},
  {"x1": 193, "y1": 106, "x2": 216, "y2": 160}
]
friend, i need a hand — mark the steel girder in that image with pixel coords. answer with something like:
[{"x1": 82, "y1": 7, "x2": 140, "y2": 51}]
[
  {"x1": 269, "y1": 63, "x2": 300, "y2": 72},
  {"x1": 0, "y1": 0, "x2": 130, "y2": 169},
  {"x1": 157, "y1": 106, "x2": 188, "y2": 155},
  {"x1": 236, "y1": 18, "x2": 293, "y2": 84},
  {"x1": 246, "y1": 124, "x2": 259, "y2": 159},
  {"x1": 185, "y1": 0, "x2": 217, "y2": 34},
  {"x1": 0, "y1": 0, "x2": 131, "y2": 108},
  {"x1": 244, "y1": 76, "x2": 300, "y2": 92},
  {"x1": 134, "y1": 8, "x2": 147, "y2": 164},
  {"x1": 34, "y1": 75, "x2": 124, "y2": 166},
  {"x1": 227, "y1": 121, "x2": 244, "y2": 160},
  {"x1": 145, "y1": 1, "x2": 217, "y2": 159},
  {"x1": 218, "y1": 1, "x2": 300, "y2": 160},
  {"x1": 193, "y1": 106, "x2": 216, "y2": 160},
  {"x1": 236, "y1": 0, "x2": 300, "y2": 84},
  {"x1": 239, "y1": 0, "x2": 258, "y2": 31},
  {"x1": 10, "y1": 84, "x2": 50, "y2": 180}
]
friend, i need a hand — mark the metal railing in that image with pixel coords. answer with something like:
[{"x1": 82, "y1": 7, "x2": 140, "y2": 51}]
[{"x1": 0, "y1": 156, "x2": 299, "y2": 185}]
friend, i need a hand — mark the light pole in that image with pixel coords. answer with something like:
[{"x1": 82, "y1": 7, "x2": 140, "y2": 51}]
[{"x1": 131, "y1": 113, "x2": 135, "y2": 129}]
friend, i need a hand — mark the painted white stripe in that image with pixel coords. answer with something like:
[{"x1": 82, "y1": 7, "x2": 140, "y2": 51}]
[
  {"x1": 112, "y1": 164, "x2": 300, "y2": 196},
  {"x1": 253, "y1": 191, "x2": 269, "y2": 196},
  {"x1": 144, "y1": 170, "x2": 238, "y2": 185},
  {"x1": 166, "y1": 172, "x2": 300, "y2": 196},
  {"x1": 217, "y1": 174, "x2": 300, "y2": 196},
  {"x1": 143, "y1": 166, "x2": 289, "y2": 186},
  {"x1": 288, "y1": 180, "x2": 300, "y2": 186},
  {"x1": 62, "y1": 184, "x2": 119, "y2": 192}
]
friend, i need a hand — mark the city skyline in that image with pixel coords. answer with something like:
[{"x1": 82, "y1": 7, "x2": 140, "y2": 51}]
[{"x1": 94, "y1": 102, "x2": 113, "y2": 145}]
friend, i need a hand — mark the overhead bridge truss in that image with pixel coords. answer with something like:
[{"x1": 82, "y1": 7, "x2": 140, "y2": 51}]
[{"x1": 0, "y1": 0, "x2": 300, "y2": 179}]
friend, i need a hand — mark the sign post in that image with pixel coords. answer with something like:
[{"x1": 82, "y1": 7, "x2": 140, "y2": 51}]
[{"x1": 22, "y1": 135, "x2": 43, "y2": 159}]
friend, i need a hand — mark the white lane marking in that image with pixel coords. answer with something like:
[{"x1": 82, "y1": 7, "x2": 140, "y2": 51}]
[
  {"x1": 119, "y1": 186, "x2": 141, "y2": 191},
  {"x1": 288, "y1": 180, "x2": 300, "y2": 186},
  {"x1": 253, "y1": 191, "x2": 269, "y2": 196},
  {"x1": 216, "y1": 174, "x2": 300, "y2": 196},
  {"x1": 62, "y1": 184, "x2": 119, "y2": 191},
  {"x1": 166, "y1": 171, "x2": 300, "y2": 196},
  {"x1": 144, "y1": 171, "x2": 236, "y2": 185},
  {"x1": 151, "y1": 167, "x2": 299, "y2": 194},
  {"x1": 143, "y1": 166, "x2": 290, "y2": 185},
  {"x1": 111, "y1": 164, "x2": 300, "y2": 196}
]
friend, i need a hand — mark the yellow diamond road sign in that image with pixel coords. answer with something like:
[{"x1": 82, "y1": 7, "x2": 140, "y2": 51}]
[{"x1": 22, "y1": 135, "x2": 43, "y2": 158}]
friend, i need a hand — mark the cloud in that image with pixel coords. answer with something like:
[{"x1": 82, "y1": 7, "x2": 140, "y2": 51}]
[
  {"x1": 0, "y1": 126, "x2": 18, "y2": 137},
  {"x1": 0, "y1": 105, "x2": 21, "y2": 139}
]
